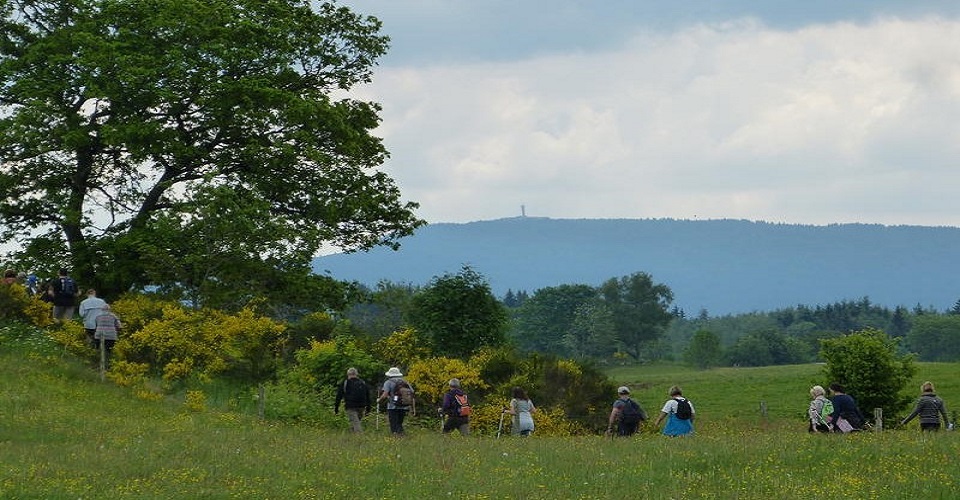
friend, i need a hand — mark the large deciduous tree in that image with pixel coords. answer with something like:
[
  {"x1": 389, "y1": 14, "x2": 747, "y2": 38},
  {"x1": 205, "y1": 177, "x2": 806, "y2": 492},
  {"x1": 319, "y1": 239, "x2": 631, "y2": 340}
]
[
  {"x1": 0, "y1": 0, "x2": 423, "y2": 308},
  {"x1": 598, "y1": 272, "x2": 674, "y2": 361}
]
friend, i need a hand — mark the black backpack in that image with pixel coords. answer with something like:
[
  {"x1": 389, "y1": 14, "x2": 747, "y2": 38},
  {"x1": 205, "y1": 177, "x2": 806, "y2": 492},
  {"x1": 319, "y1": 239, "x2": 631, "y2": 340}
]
[
  {"x1": 675, "y1": 398, "x2": 693, "y2": 420},
  {"x1": 59, "y1": 277, "x2": 77, "y2": 298},
  {"x1": 620, "y1": 398, "x2": 646, "y2": 424}
]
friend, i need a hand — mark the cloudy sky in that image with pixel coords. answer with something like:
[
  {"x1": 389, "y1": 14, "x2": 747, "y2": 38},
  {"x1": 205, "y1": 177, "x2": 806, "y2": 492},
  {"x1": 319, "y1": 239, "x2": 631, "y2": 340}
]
[{"x1": 338, "y1": 1, "x2": 960, "y2": 227}]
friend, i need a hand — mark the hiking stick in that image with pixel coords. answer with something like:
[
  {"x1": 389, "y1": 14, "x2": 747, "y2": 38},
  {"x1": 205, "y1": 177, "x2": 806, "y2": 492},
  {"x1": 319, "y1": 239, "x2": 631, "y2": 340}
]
[
  {"x1": 376, "y1": 401, "x2": 380, "y2": 431},
  {"x1": 98, "y1": 336, "x2": 106, "y2": 382},
  {"x1": 496, "y1": 409, "x2": 506, "y2": 439}
]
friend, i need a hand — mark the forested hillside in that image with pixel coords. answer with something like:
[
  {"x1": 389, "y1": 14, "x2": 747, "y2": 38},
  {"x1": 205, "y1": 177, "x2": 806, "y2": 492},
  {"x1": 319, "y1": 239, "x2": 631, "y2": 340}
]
[{"x1": 315, "y1": 217, "x2": 960, "y2": 316}]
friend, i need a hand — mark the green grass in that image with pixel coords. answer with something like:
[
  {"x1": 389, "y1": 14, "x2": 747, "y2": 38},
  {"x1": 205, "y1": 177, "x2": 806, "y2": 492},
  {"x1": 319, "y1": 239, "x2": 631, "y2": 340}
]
[{"x1": 3, "y1": 325, "x2": 960, "y2": 498}]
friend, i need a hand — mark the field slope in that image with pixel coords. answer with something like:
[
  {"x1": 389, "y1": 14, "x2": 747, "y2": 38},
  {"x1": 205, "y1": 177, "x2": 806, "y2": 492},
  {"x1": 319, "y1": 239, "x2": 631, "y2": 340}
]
[{"x1": 3, "y1": 328, "x2": 959, "y2": 498}]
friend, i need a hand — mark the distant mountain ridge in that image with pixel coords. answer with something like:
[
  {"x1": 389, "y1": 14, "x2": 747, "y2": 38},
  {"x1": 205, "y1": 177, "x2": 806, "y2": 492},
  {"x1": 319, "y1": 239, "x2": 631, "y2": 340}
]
[{"x1": 312, "y1": 217, "x2": 960, "y2": 316}]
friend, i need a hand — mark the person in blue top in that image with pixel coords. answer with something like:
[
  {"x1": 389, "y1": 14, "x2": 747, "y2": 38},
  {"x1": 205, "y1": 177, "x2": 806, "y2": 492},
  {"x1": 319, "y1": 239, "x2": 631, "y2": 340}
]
[
  {"x1": 654, "y1": 385, "x2": 695, "y2": 436},
  {"x1": 828, "y1": 383, "x2": 865, "y2": 432}
]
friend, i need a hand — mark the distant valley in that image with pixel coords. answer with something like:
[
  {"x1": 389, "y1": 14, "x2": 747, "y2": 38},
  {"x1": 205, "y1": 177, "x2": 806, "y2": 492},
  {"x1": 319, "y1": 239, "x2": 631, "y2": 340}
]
[{"x1": 313, "y1": 217, "x2": 960, "y2": 316}]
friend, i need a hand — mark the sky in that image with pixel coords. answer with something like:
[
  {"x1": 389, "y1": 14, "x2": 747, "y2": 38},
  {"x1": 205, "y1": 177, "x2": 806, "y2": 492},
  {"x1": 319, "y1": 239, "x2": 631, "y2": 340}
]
[{"x1": 336, "y1": 1, "x2": 960, "y2": 227}]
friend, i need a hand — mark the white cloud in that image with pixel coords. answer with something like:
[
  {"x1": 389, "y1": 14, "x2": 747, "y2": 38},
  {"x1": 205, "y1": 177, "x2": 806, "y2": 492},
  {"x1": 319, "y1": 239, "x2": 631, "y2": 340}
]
[{"x1": 356, "y1": 17, "x2": 960, "y2": 225}]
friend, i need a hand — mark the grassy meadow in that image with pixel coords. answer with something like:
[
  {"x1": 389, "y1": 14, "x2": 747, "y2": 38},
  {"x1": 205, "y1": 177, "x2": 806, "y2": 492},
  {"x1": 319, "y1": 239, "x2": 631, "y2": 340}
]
[{"x1": 3, "y1": 324, "x2": 960, "y2": 499}]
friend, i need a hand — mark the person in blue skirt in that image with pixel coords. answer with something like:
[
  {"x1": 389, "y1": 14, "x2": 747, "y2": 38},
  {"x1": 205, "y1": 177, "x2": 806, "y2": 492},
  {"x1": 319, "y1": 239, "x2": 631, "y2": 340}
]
[{"x1": 654, "y1": 385, "x2": 695, "y2": 436}]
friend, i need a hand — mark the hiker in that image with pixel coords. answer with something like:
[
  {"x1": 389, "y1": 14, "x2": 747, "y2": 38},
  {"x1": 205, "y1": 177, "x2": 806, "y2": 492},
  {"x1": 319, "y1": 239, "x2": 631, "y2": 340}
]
[
  {"x1": 504, "y1": 386, "x2": 536, "y2": 437},
  {"x1": 440, "y1": 378, "x2": 471, "y2": 435},
  {"x1": 79, "y1": 289, "x2": 107, "y2": 348},
  {"x1": 900, "y1": 381, "x2": 951, "y2": 431},
  {"x1": 378, "y1": 367, "x2": 415, "y2": 435},
  {"x1": 828, "y1": 383, "x2": 865, "y2": 432},
  {"x1": 93, "y1": 304, "x2": 121, "y2": 366},
  {"x1": 607, "y1": 386, "x2": 646, "y2": 437},
  {"x1": 334, "y1": 367, "x2": 372, "y2": 433},
  {"x1": 808, "y1": 385, "x2": 833, "y2": 433},
  {"x1": 654, "y1": 385, "x2": 695, "y2": 436},
  {"x1": 51, "y1": 268, "x2": 78, "y2": 321},
  {"x1": 2, "y1": 269, "x2": 17, "y2": 285}
]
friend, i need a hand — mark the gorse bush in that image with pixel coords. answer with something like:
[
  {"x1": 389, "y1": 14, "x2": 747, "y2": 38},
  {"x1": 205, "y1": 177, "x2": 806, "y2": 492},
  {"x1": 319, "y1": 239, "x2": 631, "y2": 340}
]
[
  {"x1": 0, "y1": 283, "x2": 53, "y2": 327},
  {"x1": 117, "y1": 301, "x2": 286, "y2": 387},
  {"x1": 407, "y1": 356, "x2": 488, "y2": 407}
]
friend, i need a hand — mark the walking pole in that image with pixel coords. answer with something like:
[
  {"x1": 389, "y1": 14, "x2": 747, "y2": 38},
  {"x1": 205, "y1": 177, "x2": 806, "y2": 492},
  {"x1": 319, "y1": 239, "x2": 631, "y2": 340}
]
[
  {"x1": 496, "y1": 409, "x2": 506, "y2": 439},
  {"x1": 376, "y1": 401, "x2": 380, "y2": 431},
  {"x1": 99, "y1": 336, "x2": 106, "y2": 382}
]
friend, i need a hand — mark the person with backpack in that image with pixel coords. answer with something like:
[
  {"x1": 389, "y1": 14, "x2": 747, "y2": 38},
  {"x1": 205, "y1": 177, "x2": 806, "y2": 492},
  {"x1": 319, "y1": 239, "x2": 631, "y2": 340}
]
[
  {"x1": 808, "y1": 385, "x2": 833, "y2": 433},
  {"x1": 828, "y1": 383, "x2": 866, "y2": 433},
  {"x1": 79, "y1": 289, "x2": 108, "y2": 348},
  {"x1": 900, "y1": 381, "x2": 951, "y2": 431},
  {"x1": 335, "y1": 367, "x2": 372, "y2": 433},
  {"x1": 607, "y1": 386, "x2": 647, "y2": 437},
  {"x1": 440, "y1": 378, "x2": 471, "y2": 436},
  {"x1": 504, "y1": 386, "x2": 536, "y2": 437},
  {"x1": 51, "y1": 268, "x2": 78, "y2": 321},
  {"x1": 654, "y1": 385, "x2": 695, "y2": 436},
  {"x1": 378, "y1": 367, "x2": 415, "y2": 436}
]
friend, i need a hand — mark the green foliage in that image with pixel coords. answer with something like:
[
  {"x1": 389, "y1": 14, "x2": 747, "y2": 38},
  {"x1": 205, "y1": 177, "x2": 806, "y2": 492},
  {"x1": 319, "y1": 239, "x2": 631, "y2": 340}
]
[
  {"x1": 284, "y1": 312, "x2": 338, "y2": 359},
  {"x1": 726, "y1": 329, "x2": 811, "y2": 367},
  {"x1": 288, "y1": 337, "x2": 381, "y2": 393},
  {"x1": 598, "y1": 272, "x2": 674, "y2": 360},
  {"x1": 0, "y1": 0, "x2": 423, "y2": 302},
  {"x1": 344, "y1": 281, "x2": 419, "y2": 340},
  {"x1": 905, "y1": 315, "x2": 960, "y2": 361},
  {"x1": 684, "y1": 329, "x2": 723, "y2": 369},
  {"x1": 408, "y1": 266, "x2": 508, "y2": 358},
  {"x1": 820, "y1": 328, "x2": 916, "y2": 419},
  {"x1": 511, "y1": 284, "x2": 598, "y2": 354}
]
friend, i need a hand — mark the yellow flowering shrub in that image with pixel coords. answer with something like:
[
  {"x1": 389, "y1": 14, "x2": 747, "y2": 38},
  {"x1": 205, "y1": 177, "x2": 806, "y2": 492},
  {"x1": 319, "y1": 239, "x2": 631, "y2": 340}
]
[
  {"x1": 0, "y1": 284, "x2": 53, "y2": 327},
  {"x1": 406, "y1": 357, "x2": 488, "y2": 407},
  {"x1": 118, "y1": 301, "x2": 286, "y2": 388},
  {"x1": 184, "y1": 390, "x2": 206, "y2": 412},
  {"x1": 107, "y1": 360, "x2": 150, "y2": 388},
  {"x1": 46, "y1": 321, "x2": 89, "y2": 357},
  {"x1": 371, "y1": 327, "x2": 432, "y2": 366}
]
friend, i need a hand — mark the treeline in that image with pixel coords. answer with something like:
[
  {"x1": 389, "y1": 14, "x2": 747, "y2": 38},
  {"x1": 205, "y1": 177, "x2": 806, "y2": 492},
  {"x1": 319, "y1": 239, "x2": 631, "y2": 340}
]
[{"x1": 502, "y1": 287, "x2": 960, "y2": 366}]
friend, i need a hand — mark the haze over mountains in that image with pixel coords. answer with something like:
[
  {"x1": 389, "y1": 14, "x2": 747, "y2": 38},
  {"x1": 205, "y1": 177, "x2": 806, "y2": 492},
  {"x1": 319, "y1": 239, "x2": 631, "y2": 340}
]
[{"x1": 313, "y1": 217, "x2": 960, "y2": 316}]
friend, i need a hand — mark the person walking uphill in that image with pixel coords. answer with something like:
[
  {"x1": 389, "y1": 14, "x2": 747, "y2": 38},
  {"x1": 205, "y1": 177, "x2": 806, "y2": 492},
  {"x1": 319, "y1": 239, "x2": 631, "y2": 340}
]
[
  {"x1": 94, "y1": 304, "x2": 121, "y2": 370},
  {"x1": 51, "y1": 268, "x2": 78, "y2": 321},
  {"x1": 900, "y1": 381, "x2": 951, "y2": 431},
  {"x1": 335, "y1": 368, "x2": 372, "y2": 433},
  {"x1": 607, "y1": 386, "x2": 647, "y2": 437},
  {"x1": 654, "y1": 385, "x2": 695, "y2": 436},
  {"x1": 440, "y1": 378, "x2": 471, "y2": 436},
  {"x1": 379, "y1": 367, "x2": 415, "y2": 436},
  {"x1": 79, "y1": 289, "x2": 107, "y2": 348}
]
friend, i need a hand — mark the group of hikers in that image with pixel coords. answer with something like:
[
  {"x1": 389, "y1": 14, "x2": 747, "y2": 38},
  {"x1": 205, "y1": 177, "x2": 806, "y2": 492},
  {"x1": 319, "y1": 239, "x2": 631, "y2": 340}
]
[
  {"x1": 335, "y1": 366, "x2": 952, "y2": 437},
  {"x1": 3, "y1": 267, "x2": 122, "y2": 362},
  {"x1": 333, "y1": 367, "x2": 696, "y2": 437},
  {"x1": 809, "y1": 381, "x2": 953, "y2": 433}
]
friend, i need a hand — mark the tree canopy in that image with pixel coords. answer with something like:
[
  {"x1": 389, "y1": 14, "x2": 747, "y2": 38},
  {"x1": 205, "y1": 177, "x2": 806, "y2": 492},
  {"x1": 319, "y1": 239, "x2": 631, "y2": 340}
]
[{"x1": 0, "y1": 0, "x2": 423, "y2": 307}]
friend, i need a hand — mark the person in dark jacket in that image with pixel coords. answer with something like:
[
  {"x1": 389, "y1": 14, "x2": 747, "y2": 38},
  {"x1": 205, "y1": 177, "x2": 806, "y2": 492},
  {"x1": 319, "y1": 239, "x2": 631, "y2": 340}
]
[
  {"x1": 334, "y1": 367, "x2": 372, "y2": 433},
  {"x1": 900, "y1": 381, "x2": 951, "y2": 431},
  {"x1": 829, "y1": 383, "x2": 866, "y2": 432},
  {"x1": 440, "y1": 378, "x2": 470, "y2": 435}
]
